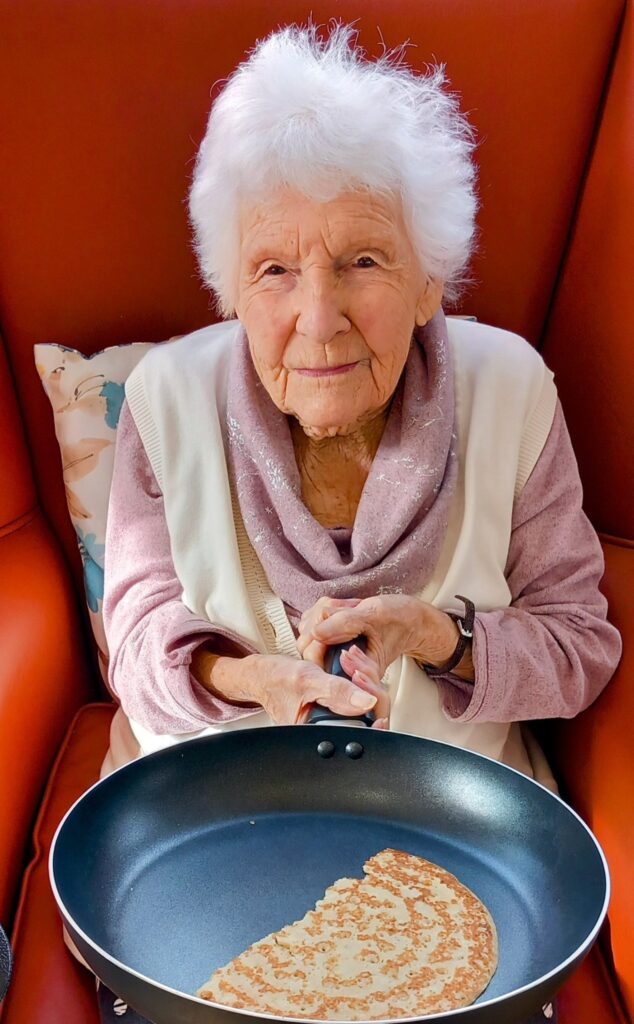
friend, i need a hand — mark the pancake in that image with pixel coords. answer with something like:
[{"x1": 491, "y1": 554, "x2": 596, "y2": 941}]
[{"x1": 197, "y1": 848, "x2": 498, "y2": 1020}]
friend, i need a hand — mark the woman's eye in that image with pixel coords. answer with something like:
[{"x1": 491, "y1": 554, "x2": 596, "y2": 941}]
[
  {"x1": 355, "y1": 256, "x2": 377, "y2": 268},
  {"x1": 263, "y1": 264, "x2": 287, "y2": 276}
]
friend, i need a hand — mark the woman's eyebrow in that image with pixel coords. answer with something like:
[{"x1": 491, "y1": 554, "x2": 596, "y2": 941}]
[
  {"x1": 246, "y1": 241, "x2": 297, "y2": 265},
  {"x1": 244, "y1": 232, "x2": 397, "y2": 265},
  {"x1": 337, "y1": 241, "x2": 396, "y2": 261}
]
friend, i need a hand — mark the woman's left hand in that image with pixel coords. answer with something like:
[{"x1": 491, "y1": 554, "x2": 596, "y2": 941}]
[{"x1": 297, "y1": 594, "x2": 460, "y2": 682}]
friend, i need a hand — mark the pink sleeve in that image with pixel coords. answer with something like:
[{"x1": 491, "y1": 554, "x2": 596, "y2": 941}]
[
  {"x1": 103, "y1": 401, "x2": 260, "y2": 734},
  {"x1": 440, "y1": 400, "x2": 622, "y2": 722}
]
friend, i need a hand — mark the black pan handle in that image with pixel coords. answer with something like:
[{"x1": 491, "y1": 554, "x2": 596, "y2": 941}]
[
  {"x1": 306, "y1": 636, "x2": 375, "y2": 728},
  {"x1": 0, "y1": 923, "x2": 12, "y2": 1003}
]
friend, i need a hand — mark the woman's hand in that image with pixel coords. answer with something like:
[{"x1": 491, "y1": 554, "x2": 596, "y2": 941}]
[
  {"x1": 198, "y1": 651, "x2": 385, "y2": 727},
  {"x1": 297, "y1": 595, "x2": 462, "y2": 679}
]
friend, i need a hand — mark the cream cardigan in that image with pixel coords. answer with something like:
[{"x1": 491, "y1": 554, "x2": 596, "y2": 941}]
[{"x1": 104, "y1": 317, "x2": 558, "y2": 784}]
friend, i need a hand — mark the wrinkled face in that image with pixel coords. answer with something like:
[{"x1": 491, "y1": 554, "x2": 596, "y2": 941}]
[{"x1": 235, "y1": 190, "x2": 443, "y2": 438}]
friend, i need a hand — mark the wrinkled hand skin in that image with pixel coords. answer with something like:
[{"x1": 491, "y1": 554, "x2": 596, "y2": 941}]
[
  {"x1": 203, "y1": 650, "x2": 388, "y2": 729},
  {"x1": 195, "y1": 595, "x2": 461, "y2": 731},
  {"x1": 297, "y1": 594, "x2": 460, "y2": 681}
]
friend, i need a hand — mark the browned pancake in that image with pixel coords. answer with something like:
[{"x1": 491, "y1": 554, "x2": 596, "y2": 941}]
[{"x1": 197, "y1": 848, "x2": 498, "y2": 1019}]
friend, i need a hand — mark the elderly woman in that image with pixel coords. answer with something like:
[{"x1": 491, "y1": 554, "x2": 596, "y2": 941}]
[{"x1": 96, "y1": 24, "x2": 620, "y2": 1024}]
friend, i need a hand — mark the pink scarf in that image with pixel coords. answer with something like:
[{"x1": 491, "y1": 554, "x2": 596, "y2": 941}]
[{"x1": 226, "y1": 310, "x2": 457, "y2": 615}]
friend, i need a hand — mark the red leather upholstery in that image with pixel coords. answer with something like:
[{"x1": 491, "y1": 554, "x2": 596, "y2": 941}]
[
  {"x1": 0, "y1": 705, "x2": 113, "y2": 1024},
  {"x1": 0, "y1": 340, "x2": 35, "y2": 527},
  {"x1": 0, "y1": 333, "x2": 94, "y2": 925},
  {"x1": 550, "y1": 541, "x2": 634, "y2": 1019},
  {"x1": 0, "y1": 513, "x2": 94, "y2": 924},
  {"x1": 542, "y1": 3, "x2": 634, "y2": 541},
  {"x1": 0, "y1": 0, "x2": 624, "y2": 589},
  {"x1": 540, "y1": 4, "x2": 634, "y2": 1018},
  {"x1": 559, "y1": 945, "x2": 628, "y2": 1024}
]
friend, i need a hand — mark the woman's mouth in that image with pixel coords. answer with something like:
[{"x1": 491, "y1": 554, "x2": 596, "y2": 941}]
[{"x1": 295, "y1": 362, "x2": 359, "y2": 378}]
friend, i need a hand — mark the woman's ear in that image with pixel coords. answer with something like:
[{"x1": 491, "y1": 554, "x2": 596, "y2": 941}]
[{"x1": 415, "y1": 277, "x2": 444, "y2": 326}]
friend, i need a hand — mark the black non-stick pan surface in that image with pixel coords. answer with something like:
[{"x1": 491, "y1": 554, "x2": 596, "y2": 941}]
[{"x1": 50, "y1": 726, "x2": 608, "y2": 1024}]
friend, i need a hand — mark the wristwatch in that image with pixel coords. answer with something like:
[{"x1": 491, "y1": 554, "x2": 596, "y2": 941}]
[{"x1": 423, "y1": 595, "x2": 475, "y2": 677}]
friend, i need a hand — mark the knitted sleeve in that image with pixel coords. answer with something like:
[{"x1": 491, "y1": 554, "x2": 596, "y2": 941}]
[
  {"x1": 103, "y1": 402, "x2": 260, "y2": 734},
  {"x1": 440, "y1": 400, "x2": 622, "y2": 722}
]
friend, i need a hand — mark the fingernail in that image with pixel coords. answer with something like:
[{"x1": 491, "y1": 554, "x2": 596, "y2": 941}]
[
  {"x1": 350, "y1": 690, "x2": 376, "y2": 709},
  {"x1": 355, "y1": 672, "x2": 374, "y2": 686}
]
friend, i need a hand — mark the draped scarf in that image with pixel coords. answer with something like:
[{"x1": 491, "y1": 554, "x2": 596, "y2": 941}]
[{"x1": 226, "y1": 310, "x2": 457, "y2": 615}]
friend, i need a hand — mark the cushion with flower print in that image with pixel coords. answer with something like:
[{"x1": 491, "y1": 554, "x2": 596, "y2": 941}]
[{"x1": 35, "y1": 340, "x2": 164, "y2": 681}]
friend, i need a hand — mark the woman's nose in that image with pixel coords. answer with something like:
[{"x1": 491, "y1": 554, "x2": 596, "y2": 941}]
[{"x1": 295, "y1": 278, "x2": 350, "y2": 344}]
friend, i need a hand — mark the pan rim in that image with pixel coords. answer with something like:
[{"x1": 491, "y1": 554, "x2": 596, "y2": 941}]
[{"x1": 49, "y1": 727, "x2": 611, "y2": 1023}]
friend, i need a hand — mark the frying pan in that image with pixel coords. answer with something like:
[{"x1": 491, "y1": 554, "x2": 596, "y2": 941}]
[
  {"x1": 0, "y1": 924, "x2": 11, "y2": 1003},
  {"x1": 50, "y1": 642, "x2": 609, "y2": 1024}
]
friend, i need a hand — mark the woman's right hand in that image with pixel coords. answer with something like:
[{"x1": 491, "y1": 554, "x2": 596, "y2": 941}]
[{"x1": 204, "y1": 652, "x2": 378, "y2": 725}]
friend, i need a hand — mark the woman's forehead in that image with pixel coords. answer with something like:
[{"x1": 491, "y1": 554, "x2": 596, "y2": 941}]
[{"x1": 240, "y1": 190, "x2": 405, "y2": 257}]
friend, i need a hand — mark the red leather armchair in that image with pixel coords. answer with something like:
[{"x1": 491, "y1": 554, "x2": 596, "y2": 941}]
[{"x1": 0, "y1": 2, "x2": 632, "y2": 1021}]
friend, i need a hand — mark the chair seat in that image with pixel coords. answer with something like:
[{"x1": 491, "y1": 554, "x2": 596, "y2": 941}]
[
  {"x1": 0, "y1": 702, "x2": 626, "y2": 1024},
  {"x1": 0, "y1": 703, "x2": 113, "y2": 1024}
]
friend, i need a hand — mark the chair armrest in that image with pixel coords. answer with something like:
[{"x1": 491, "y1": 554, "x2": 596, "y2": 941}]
[
  {"x1": 0, "y1": 511, "x2": 94, "y2": 924},
  {"x1": 550, "y1": 538, "x2": 633, "y2": 1015}
]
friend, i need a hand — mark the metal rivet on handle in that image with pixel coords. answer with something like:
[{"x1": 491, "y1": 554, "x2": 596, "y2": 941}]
[
  {"x1": 345, "y1": 741, "x2": 364, "y2": 759},
  {"x1": 317, "y1": 740, "x2": 336, "y2": 759}
]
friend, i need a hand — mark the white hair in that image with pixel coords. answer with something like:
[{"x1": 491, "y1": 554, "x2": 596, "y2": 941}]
[{"x1": 188, "y1": 23, "x2": 477, "y2": 316}]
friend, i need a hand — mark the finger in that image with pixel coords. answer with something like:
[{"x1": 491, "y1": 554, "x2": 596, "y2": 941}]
[
  {"x1": 372, "y1": 717, "x2": 389, "y2": 730},
  {"x1": 301, "y1": 593, "x2": 362, "y2": 622},
  {"x1": 349, "y1": 670, "x2": 390, "y2": 720},
  {"x1": 299, "y1": 598, "x2": 362, "y2": 634},
  {"x1": 320, "y1": 598, "x2": 362, "y2": 617},
  {"x1": 313, "y1": 676, "x2": 377, "y2": 717},
  {"x1": 296, "y1": 629, "x2": 317, "y2": 656},
  {"x1": 312, "y1": 609, "x2": 367, "y2": 644},
  {"x1": 340, "y1": 645, "x2": 381, "y2": 685},
  {"x1": 300, "y1": 637, "x2": 329, "y2": 668}
]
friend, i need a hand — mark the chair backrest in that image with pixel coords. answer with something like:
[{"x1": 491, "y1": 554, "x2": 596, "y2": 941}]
[
  {"x1": 541, "y1": 4, "x2": 634, "y2": 1012},
  {"x1": 0, "y1": 0, "x2": 625, "y2": 583},
  {"x1": 542, "y1": 5, "x2": 633, "y2": 543}
]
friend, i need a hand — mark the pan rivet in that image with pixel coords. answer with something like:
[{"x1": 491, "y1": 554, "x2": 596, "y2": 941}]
[
  {"x1": 317, "y1": 740, "x2": 336, "y2": 758},
  {"x1": 345, "y1": 741, "x2": 364, "y2": 759}
]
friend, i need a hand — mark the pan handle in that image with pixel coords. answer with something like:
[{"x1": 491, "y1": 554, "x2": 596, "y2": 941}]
[{"x1": 306, "y1": 636, "x2": 376, "y2": 728}]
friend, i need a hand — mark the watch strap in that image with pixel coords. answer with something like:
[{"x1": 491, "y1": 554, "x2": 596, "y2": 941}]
[{"x1": 423, "y1": 595, "x2": 475, "y2": 677}]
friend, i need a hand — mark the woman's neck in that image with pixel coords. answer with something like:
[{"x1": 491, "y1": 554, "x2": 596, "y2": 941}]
[{"x1": 290, "y1": 410, "x2": 390, "y2": 529}]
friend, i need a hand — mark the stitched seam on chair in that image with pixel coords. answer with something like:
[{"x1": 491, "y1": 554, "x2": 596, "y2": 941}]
[
  {"x1": 538, "y1": 1, "x2": 628, "y2": 350},
  {"x1": 0, "y1": 506, "x2": 38, "y2": 540},
  {"x1": 8, "y1": 704, "x2": 115, "y2": 943},
  {"x1": 595, "y1": 932, "x2": 631, "y2": 1024},
  {"x1": 598, "y1": 532, "x2": 634, "y2": 551}
]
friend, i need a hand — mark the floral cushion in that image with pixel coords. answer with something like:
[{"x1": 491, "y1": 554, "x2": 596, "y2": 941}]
[{"x1": 35, "y1": 341, "x2": 160, "y2": 681}]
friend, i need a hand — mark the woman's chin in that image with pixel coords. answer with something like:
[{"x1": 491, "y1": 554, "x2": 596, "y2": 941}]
[
  {"x1": 291, "y1": 404, "x2": 384, "y2": 438},
  {"x1": 295, "y1": 419, "x2": 352, "y2": 440}
]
